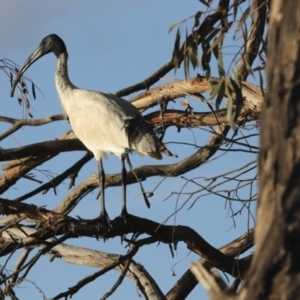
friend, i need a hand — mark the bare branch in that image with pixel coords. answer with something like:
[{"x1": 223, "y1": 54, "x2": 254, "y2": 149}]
[
  {"x1": 1, "y1": 227, "x2": 165, "y2": 299},
  {"x1": 14, "y1": 152, "x2": 93, "y2": 202},
  {"x1": 131, "y1": 76, "x2": 263, "y2": 113},
  {"x1": 190, "y1": 261, "x2": 232, "y2": 300},
  {"x1": 52, "y1": 245, "x2": 137, "y2": 299},
  {"x1": 0, "y1": 114, "x2": 64, "y2": 141},
  {"x1": 166, "y1": 228, "x2": 254, "y2": 299},
  {"x1": 0, "y1": 198, "x2": 251, "y2": 277}
]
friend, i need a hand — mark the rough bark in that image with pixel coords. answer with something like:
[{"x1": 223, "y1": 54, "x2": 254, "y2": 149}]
[{"x1": 240, "y1": 1, "x2": 300, "y2": 299}]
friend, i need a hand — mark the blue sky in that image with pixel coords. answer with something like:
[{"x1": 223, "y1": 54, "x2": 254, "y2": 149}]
[{"x1": 0, "y1": 1, "x2": 258, "y2": 299}]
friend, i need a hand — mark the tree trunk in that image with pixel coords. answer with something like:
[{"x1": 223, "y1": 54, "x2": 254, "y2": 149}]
[{"x1": 241, "y1": 0, "x2": 300, "y2": 299}]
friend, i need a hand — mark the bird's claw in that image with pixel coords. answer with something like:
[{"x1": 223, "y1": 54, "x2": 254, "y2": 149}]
[
  {"x1": 97, "y1": 213, "x2": 112, "y2": 229},
  {"x1": 77, "y1": 213, "x2": 112, "y2": 229},
  {"x1": 116, "y1": 209, "x2": 130, "y2": 225}
]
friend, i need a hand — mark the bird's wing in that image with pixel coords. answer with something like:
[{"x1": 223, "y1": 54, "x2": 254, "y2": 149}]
[
  {"x1": 75, "y1": 90, "x2": 141, "y2": 122},
  {"x1": 65, "y1": 89, "x2": 139, "y2": 157}
]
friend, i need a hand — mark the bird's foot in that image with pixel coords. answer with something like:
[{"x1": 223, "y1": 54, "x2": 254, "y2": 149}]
[
  {"x1": 77, "y1": 212, "x2": 111, "y2": 228},
  {"x1": 116, "y1": 208, "x2": 130, "y2": 224},
  {"x1": 97, "y1": 212, "x2": 112, "y2": 228}
]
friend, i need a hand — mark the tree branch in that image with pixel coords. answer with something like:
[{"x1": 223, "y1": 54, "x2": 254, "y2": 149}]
[
  {"x1": 0, "y1": 114, "x2": 64, "y2": 141},
  {"x1": 166, "y1": 228, "x2": 254, "y2": 300},
  {"x1": 0, "y1": 198, "x2": 250, "y2": 278}
]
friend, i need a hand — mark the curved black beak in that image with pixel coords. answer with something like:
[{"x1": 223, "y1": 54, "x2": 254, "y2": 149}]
[{"x1": 10, "y1": 45, "x2": 46, "y2": 98}]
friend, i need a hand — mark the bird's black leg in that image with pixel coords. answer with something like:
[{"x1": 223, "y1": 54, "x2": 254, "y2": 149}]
[
  {"x1": 120, "y1": 154, "x2": 129, "y2": 218},
  {"x1": 126, "y1": 155, "x2": 150, "y2": 208},
  {"x1": 98, "y1": 159, "x2": 111, "y2": 226}
]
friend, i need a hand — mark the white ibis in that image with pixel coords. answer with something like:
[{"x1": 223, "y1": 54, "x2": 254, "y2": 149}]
[{"x1": 10, "y1": 34, "x2": 175, "y2": 224}]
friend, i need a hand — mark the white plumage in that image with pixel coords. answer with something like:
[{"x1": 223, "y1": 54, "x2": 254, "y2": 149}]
[{"x1": 11, "y1": 34, "x2": 174, "y2": 225}]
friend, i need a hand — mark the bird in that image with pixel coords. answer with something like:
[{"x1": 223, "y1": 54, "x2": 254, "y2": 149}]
[{"x1": 10, "y1": 34, "x2": 175, "y2": 225}]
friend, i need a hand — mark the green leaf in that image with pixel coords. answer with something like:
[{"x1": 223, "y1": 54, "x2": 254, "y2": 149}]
[
  {"x1": 183, "y1": 25, "x2": 188, "y2": 54},
  {"x1": 229, "y1": 78, "x2": 243, "y2": 120},
  {"x1": 218, "y1": 57, "x2": 225, "y2": 77},
  {"x1": 244, "y1": 58, "x2": 255, "y2": 79},
  {"x1": 232, "y1": 0, "x2": 240, "y2": 21},
  {"x1": 234, "y1": 6, "x2": 250, "y2": 40},
  {"x1": 172, "y1": 28, "x2": 181, "y2": 73},
  {"x1": 215, "y1": 79, "x2": 226, "y2": 111},
  {"x1": 205, "y1": 66, "x2": 211, "y2": 81},
  {"x1": 204, "y1": 27, "x2": 221, "y2": 43},
  {"x1": 168, "y1": 22, "x2": 179, "y2": 33},
  {"x1": 210, "y1": 80, "x2": 223, "y2": 101},
  {"x1": 193, "y1": 11, "x2": 202, "y2": 29},
  {"x1": 201, "y1": 42, "x2": 211, "y2": 71},
  {"x1": 32, "y1": 82, "x2": 36, "y2": 100},
  {"x1": 188, "y1": 42, "x2": 199, "y2": 69},
  {"x1": 173, "y1": 57, "x2": 179, "y2": 75},
  {"x1": 258, "y1": 70, "x2": 265, "y2": 97},
  {"x1": 208, "y1": 33, "x2": 225, "y2": 53},
  {"x1": 212, "y1": 43, "x2": 225, "y2": 77},
  {"x1": 226, "y1": 88, "x2": 238, "y2": 130},
  {"x1": 184, "y1": 54, "x2": 190, "y2": 79}
]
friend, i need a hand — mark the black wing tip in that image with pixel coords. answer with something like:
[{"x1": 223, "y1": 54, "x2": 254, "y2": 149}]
[{"x1": 148, "y1": 151, "x2": 163, "y2": 160}]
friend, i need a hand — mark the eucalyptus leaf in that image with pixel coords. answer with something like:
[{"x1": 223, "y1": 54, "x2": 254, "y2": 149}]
[
  {"x1": 210, "y1": 80, "x2": 223, "y2": 100},
  {"x1": 226, "y1": 89, "x2": 238, "y2": 130},
  {"x1": 229, "y1": 77, "x2": 243, "y2": 120},
  {"x1": 168, "y1": 22, "x2": 179, "y2": 33},
  {"x1": 234, "y1": 6, "x2": 250, "y2": 40},
  {"x1": 258, "y1": 70, "x2": 265, "y2": 97}
]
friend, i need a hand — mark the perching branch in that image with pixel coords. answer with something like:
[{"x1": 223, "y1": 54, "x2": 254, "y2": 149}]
[{"x1": 0, "y1": 198, "x2": 250, "y2": 278}]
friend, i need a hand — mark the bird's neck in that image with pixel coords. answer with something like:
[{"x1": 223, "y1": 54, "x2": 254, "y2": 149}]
[
  {"x1": 55, "y1": 52, "x2": 75, "y2": 89},
  {"x1": 55, "y1": 52, "x2": 76, "y2": 112}
]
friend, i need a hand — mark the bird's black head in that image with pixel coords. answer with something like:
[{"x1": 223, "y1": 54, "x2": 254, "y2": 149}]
[
  {"x1": 10, "y1": 34, "x2": 67, "y2": 97},
  {"x1": 39, "y1": 34, "x2": 67, "y2": 57}
]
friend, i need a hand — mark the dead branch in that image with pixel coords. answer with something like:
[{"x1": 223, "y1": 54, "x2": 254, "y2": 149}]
[
  {"x1": 131, "y1": 76, "x2": 263, "y2": 113},
  {"x1": 145, "y1": 108, "x2": 259, "y2": 128},
  {"x1": 14, "y1": 152, "x2": 93, "y2": 202},
  {"x1": 1, "y1": 226, "x2": 165, "y2": 300},
  {"x1": 52, "y1": 245, "x2": 140, "y2": 300},
  {"x1": 166, "y1": 228, "x2": 254, "y2": 300},
  {"x1": 190, "y1": 262, "x2": 232, "y2": 300},
  {"x1": 0, "y1": 114, "x2": 64, "y2": 141},
  {"x1": 0, "y1": 198, "x2": 250, "y2": 278}
]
